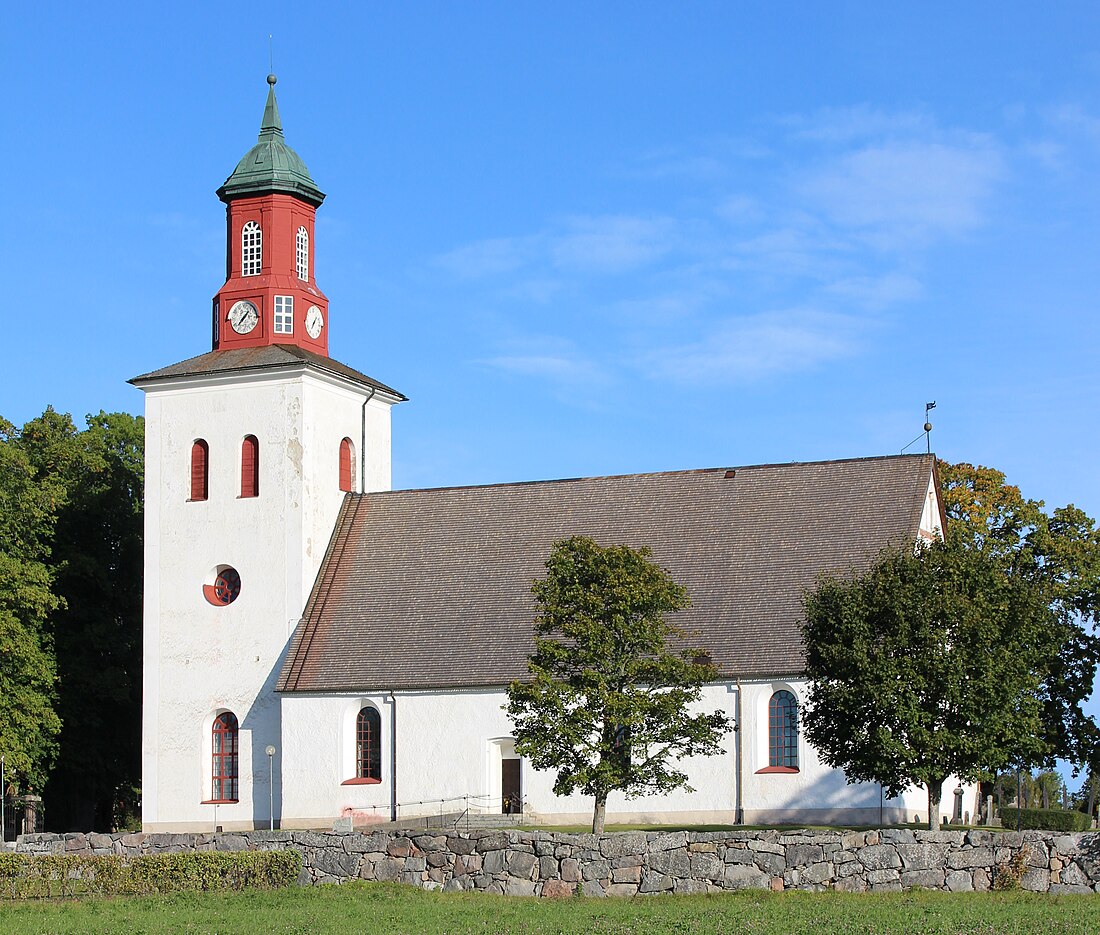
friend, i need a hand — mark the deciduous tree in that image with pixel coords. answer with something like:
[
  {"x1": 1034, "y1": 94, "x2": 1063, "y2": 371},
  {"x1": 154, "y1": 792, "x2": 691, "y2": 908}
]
[
  {"x1": 506, "y1": 536, "x2": 730, "y2": 833},
  {"x1": 801, "y1": 540, "x2": 1055, "y2": 829}
]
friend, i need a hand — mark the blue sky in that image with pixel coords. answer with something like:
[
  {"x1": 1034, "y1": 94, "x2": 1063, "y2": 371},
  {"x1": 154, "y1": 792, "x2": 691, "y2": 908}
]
[{"x1": 5, "y1": 4, "x2": 1100, "y2": 759}]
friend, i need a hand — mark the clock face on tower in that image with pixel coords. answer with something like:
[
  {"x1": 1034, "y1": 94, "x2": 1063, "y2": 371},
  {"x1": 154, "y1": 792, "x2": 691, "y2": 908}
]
[
  {"x1": 228, "y1": 300, "x2": 259, "y2": 334},
  {"x1": 305, "y1": 305, "x2": 324, "y2": 339}
]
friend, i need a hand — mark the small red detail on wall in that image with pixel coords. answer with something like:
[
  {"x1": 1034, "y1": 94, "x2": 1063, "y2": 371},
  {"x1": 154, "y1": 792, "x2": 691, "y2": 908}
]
[
  {"x1": 190, "y1": 440, "x2": 209, "y2": 501},
  {"x1": 754, "y1": 766, "x2": 800, "y2": 774},
  {"x1": 241, "y1": 435, "x2": 259, "y2": 498},
  {"x1": 204, "y1": 567, "x2": 242, "y2": 606}
]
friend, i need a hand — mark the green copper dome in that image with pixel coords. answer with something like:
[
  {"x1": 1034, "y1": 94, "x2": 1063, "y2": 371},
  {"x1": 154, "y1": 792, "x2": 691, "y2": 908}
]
[{"x1": 217, "y1": 75, "x2": 325, "y2": 206}]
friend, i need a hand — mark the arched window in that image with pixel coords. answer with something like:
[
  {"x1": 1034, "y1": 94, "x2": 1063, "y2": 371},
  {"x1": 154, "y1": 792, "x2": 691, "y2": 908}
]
[
  {"x1": 339, "y1": 438, "x2": 355, "y2": 492},
  {"x1": 240, "y1": 435, "x2": 259, "y2": 498},
  {"x1": 211, "y1": 712, "x2": 239, "y2": 801},
  {"x1": 296, "y1": 226, "x2": 309, "y2": 281},
  {"x1": 356, "y1": 707, "x2": 382, "y2": 781},
  {"x1": 242, "y1": 220, "x2": 262, "y2": 276},
  {"x1": 769, "y1": 690, "x2": 798, "y2": 770},
  {"x1": 190, "y1": 440, "x2": 209, "y2": 501}
]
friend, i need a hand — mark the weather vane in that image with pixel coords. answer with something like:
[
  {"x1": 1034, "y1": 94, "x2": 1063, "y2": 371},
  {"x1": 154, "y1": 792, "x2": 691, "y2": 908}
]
[{"x1": 901, "y1": 401, "x2": 937, "y2": 455}]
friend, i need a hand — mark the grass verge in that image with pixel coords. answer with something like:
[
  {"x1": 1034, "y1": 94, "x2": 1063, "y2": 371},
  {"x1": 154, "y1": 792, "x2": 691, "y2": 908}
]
[{"x1": 0, "y1": 882, "x2": 1098, "y2": 934}]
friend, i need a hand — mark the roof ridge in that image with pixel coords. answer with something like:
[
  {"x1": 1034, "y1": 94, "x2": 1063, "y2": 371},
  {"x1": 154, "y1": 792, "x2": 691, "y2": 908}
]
[{"x1": 355, "y1": 452, "x2": 934, "y2": 498}]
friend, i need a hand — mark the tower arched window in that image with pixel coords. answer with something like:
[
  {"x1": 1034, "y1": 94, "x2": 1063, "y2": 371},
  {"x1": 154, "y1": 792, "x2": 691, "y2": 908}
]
[
  {"x1": 242, "y1": 220, "x2": 262, "y2": 276},
  {"x1": 211, "y1": 712, "x2": 239, "y2": 802},
  {"x1": 240, "y1": 435, "x2": 259, "y2": 498},
  {"x1": 356, "y1": 707, "x2": 382, "y2": 781},
  {"x1": 190, "y1": 440, "x2": 209, "y2": 501},
  {"x1": 296, "y1": 226, "x2": 309, "y2": 281},
  {"x1": 339, "y1": 438, "x2": 355, "y2": 492},
  {"x1": 768, "y1": 690, "x2": 799, "y2": 770}
]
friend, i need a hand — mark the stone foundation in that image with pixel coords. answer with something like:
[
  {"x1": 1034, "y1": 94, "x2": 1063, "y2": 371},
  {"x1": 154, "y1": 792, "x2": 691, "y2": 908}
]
[{"x1": 10, "y1": 828, "x2": 1100, "y2": 895}]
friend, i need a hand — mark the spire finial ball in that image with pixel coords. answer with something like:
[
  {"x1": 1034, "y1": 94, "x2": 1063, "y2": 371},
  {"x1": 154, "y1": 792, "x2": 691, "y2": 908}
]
[
  {"x1": 924, "y1": 422, "x2": 933, "y2": 433},
  {"x1": 267, "y1": 73, "x2": 277, "y2": 86}
]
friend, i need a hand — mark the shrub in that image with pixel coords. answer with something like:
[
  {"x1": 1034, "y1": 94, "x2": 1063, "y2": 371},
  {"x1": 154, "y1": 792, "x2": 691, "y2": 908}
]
[
  {"x1": 998, "y1": 807, "x2": 1091, "y2": 832},
  {"x1": 0, "y1": 850, "x2": 301, "y2": 900}
]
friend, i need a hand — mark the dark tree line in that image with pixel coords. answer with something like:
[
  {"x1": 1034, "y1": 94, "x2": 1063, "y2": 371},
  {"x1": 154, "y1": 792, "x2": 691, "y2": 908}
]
[{"x1": 0, "y1": 408, "x2": 143, "y2": 831}]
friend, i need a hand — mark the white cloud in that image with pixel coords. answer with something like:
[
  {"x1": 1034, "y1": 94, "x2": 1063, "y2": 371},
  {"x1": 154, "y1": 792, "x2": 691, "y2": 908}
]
[
  {"x1": 438, "y1": 236, "x2": 532, "y2": 279},
  {"x1": 549, "y1": 215, "x2": 678, "y2": 274},
  {"x1": 799, "y1": 139, "x2": 1004, "y2": 248},
  {"x1": 647, "y1": 308, "x2": 863, "y2": 385}
]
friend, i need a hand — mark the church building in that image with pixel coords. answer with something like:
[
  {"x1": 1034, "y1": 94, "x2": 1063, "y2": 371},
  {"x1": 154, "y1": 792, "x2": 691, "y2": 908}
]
[{"x1": 134, "y1": 78, "x2": 949, "y2": 832}]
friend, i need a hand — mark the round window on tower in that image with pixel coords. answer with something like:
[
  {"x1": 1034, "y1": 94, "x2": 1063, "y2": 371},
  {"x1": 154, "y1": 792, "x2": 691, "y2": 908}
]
[{"x1": 203, "y1": 565, "x2": 242, "y2": 606}]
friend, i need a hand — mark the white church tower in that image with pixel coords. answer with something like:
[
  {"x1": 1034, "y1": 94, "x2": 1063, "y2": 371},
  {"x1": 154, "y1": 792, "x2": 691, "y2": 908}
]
[{"x1": 132, "y1": 76, "x2": 404, "y2": 831}]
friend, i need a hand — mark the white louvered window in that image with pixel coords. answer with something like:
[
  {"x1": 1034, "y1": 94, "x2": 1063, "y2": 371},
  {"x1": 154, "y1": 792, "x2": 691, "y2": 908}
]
[
  {"x1": 274, "y1": 295, "x2": 294, "y2": 334},
  {"x1": 242, "y1": 221, "x2": 262, "y2": 276},
  {"x1": 296, "y1": 226, "x2": 309, "y2": 281}
]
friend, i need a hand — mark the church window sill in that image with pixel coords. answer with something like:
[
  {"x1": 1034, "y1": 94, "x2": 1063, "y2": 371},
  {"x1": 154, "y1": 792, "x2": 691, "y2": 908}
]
[
  {"x1": 341, "y1": 777, "x2": 382, "y2": 785},
  {"x1": 200, "y1": 798, "x2": 239, "y2": 805},
  {"x1": 755, "y1": 766, "x2": 799, "y2": 774}
]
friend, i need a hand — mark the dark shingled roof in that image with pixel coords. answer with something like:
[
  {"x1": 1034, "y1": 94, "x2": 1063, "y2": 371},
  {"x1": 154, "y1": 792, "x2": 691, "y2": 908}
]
[
  {"x1": 278, "y1": 454, "x2": 935, "y2": 693},
  {"x1": 129, "y1": 345, "x2": 405, "y2": 399}
]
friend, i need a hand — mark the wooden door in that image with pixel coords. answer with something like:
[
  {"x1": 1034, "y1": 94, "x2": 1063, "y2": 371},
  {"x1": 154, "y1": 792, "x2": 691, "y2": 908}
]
[{"x1": 501, "y1": 758, "x2": 521, "y2": 814}]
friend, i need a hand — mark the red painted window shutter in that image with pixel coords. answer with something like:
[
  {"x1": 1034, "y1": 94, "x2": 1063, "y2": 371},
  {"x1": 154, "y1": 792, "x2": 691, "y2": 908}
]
[
  {"x1": 190, "y1": 440, "x2": 209, "y2": 501},
  {"x1": 339, "y1": 438, "x2": 353, "y2": 492},
  {"x1": 241, "y1": 435, "x2": 259, "y2": 498}
]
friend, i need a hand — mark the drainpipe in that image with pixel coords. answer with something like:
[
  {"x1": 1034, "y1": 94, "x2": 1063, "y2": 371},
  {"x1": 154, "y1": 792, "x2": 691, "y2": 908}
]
[
  {"x1": 735, "y1": 679, "x2": 744, "y2": 825},
  {"x1": 360, "y1": 386, "x2": 376, "y2": 493},
  {"x1": 389, "y1": 691, "x2": 397, "y2": 822}
]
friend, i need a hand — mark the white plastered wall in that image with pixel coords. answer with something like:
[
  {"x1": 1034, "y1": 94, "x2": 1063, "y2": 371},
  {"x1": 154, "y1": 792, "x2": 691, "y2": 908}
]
[{"x1": 140, "y1": 364, "x2": 395, "y2": 832}]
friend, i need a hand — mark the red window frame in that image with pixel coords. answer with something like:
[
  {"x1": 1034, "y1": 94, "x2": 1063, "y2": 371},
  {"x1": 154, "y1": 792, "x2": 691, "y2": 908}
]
[
  {"x1": 190, "y1": 440, "x2": 209, "y2": 501},
  {"x1": 241, "y1": 435, "x2": 259, "y2": 498},
  {"x1": 211, "y1": 712, "x2": 239, "y2": 802},
  {"x1": 356, "y1": 707, "x2": 381, "y2": 781},
  {"x1": 768, "y1": 690, "x2": 799, "y2": 770},
  {"x1": 339, "y1": 438, "x2": 354, "y2": 492}
]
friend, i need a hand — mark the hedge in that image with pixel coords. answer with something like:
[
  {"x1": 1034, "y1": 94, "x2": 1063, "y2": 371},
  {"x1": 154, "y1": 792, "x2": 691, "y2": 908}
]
[
  {"x1": 0, "y1": 850, "x2": 301, "y2": 900},
  {"x1": 998, "y1": 807, "x2": 1091, "y2": 832}
]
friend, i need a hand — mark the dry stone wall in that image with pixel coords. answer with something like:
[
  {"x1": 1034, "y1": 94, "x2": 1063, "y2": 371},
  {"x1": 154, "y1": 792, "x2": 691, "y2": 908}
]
[{"x1": 10, "y1": 828, "x2": 1100, "y2": 896}]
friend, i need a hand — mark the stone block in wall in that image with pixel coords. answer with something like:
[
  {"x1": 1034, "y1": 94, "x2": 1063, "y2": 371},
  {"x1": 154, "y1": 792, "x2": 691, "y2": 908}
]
[
  {"x1": 535, "y1": 840, "x2": 555, "y2": 857},
  {"x1": 401, "y1": 869, "x2": 425, "y2": 886},
  {"x1": 405, "y1": 856, "x2": 427, "y2": 872},
  {"x1": 601, "y1": 832, "x2": 647, "y2": 858},
  {"x1": 858, "y1": 845, "x2": 901, "y2": 870},
  {"x1": 879, "y1": 829, "x2": 916, "y2": 845},
  {"x1": 748, "y1": 839, "x2": 784, "y2": 855},
  {"x1": 690, "y1": 852, "x2": 722, "y2": 880},
  {"x1": 612, "y1": 865, "x2": 643, "y2": 884},
  {"x1": 673, "y1": 878, "x2": 709, "y2": 895},
  {"x1": 866, "y1": 868, "x2": 900, "y2": 885},
  {"x1": 802, "y1": 862, "x2": 834, "y2": 885},
  {"x1": 945, "y1": 870, "x2": 973, "y2": 892},
  {"x1": 606, "y1": 882, "x2": 639, "y2": 897},
  {"x1": 896, "y1": 843, "x2": 947, "y2": 871},
  {"x1": 965, "y1": 830, "x2": 994, "y2": 847},
  {"x1": 835, "y1": 875, "x2": 867, "y2": 893},
  {"x1": 482, "y1": 849, "x2": 506, "y2": 875},
  {"x1": 785, "y1": 844, "x2": 824, "y2": 867},
  {"x1": 214, "y1": 834, "x2": 248, "y2": 852},
  {"x1": 972, "y1": 868, "x2": 990, "y2": 891},
  {"x1": 914, "y1": 830, "x2": 965, "y2": 844},
  {"x1": 292, "y1": 831, "x2": 334, "y2": 849},
  {"x1": 836, "y1": 859, "x2": 864, "y2": 879},
  {"x1": 314, "y1": 847, "x2": 360, "y2": 877},
  {"x1": 1061, "y1": 862, "x2": 1089, "y2": 886},
  {"x1": 475, "y1": 831, "x2": 510, "y2": 852},
  {"x1": 374, "y1": 857, "x2": 404, "y2": 881},
  {"x1": 639, "y1": 871, "x2": 673, "y2": 893},
  {"x1": 581, "y1": 857, "x2": 610, "y2": 881},
  {"x1": 946, "y1": 847, "x2": 994, "y2": 870},
  {"x1": 723, "y1": 864, "x2": 769, "y2": 890},
  {"x1": 1020, "y1": 867, "x2": 1050, "y2": 892},
  {"x1": 1052, "y1": 835, "x2": 1080, "y2": 857},
  {"x1": 900, "y1": 868, "x2": 945, "y2": 888},
  {"x1": 427, "y1": 851, "x2": 450, "y2": 868},
  {"x1": 447, "y1": 834, "x2": 475, "y2": 856},
  {"x1": 1050, "y1": 883, "x2": 1095, "y2": 895},
  {"x1": 541, "y1": 879, "x2": 575, "y2": 898},
  {"x1": 581, "y1": 879, "x2": 606, "y2": 897},
  {"x1": 561, "y1": 858, "x2": 581, "y2": 882},
  {"x1": 506, "y1": 850, "x2": 538, "y2": 879},
  {"x1": 649, "y1": 831, "x2": 689, "y2": 852},
  {"x1": 649, "y1": 848, "x2": 690, "y2": 877}
]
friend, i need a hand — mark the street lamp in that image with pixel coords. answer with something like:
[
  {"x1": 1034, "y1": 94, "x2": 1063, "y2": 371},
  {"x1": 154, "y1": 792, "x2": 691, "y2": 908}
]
[{"x1": 265, "y1": 745, "x2": 277, "y2": 831}]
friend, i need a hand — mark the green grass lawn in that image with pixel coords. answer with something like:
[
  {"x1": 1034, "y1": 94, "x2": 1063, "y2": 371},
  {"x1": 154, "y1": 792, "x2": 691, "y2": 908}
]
[{"x1": 1, "y1": 882, "x2": 1097, "y2": 934}]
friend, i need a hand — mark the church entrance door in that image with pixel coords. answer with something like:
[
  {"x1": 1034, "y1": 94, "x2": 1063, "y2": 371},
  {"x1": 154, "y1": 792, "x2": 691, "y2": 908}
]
[{"x1": 501, "y1": 759, "x2": 521, "y2": 814}]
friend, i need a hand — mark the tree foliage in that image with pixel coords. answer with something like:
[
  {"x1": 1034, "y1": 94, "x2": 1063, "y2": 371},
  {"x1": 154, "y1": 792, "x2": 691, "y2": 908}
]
[
  {"x1": 0, "y1": 408, "x2": 143, "y2": 829},
  {"x1": 939, "y1": 460, "x2": 1100, "y2": 769},
  {"x1": 801, "y1": 539, "x2": 1055, "y2": 829},
  {"x1": 506, "y1": 536, "x2": 731, "y2": 832}
]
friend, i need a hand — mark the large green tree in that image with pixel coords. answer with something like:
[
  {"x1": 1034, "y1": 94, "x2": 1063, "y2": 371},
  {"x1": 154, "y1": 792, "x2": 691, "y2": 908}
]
[
  {"x1": 0, "y1": 417, "x2": 65, "y2": 795},
  {"x1": 0, "y1": 408, "x2": 144, "y2": 830},
  {"x1": 939, "y1": 460, "x2": 1100, "y2": 770},
  {"x1": 506, "y1": 536, "x2": 730, "y2": 833},
  {"x1": 800, "y1": 539, "x2": 1056, "y2": 829}
]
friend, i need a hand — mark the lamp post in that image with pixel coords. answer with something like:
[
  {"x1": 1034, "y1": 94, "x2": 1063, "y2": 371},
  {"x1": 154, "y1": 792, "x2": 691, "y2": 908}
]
[{"x1": 265, "y1": 745, "x2": 277, "y2": 831}]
